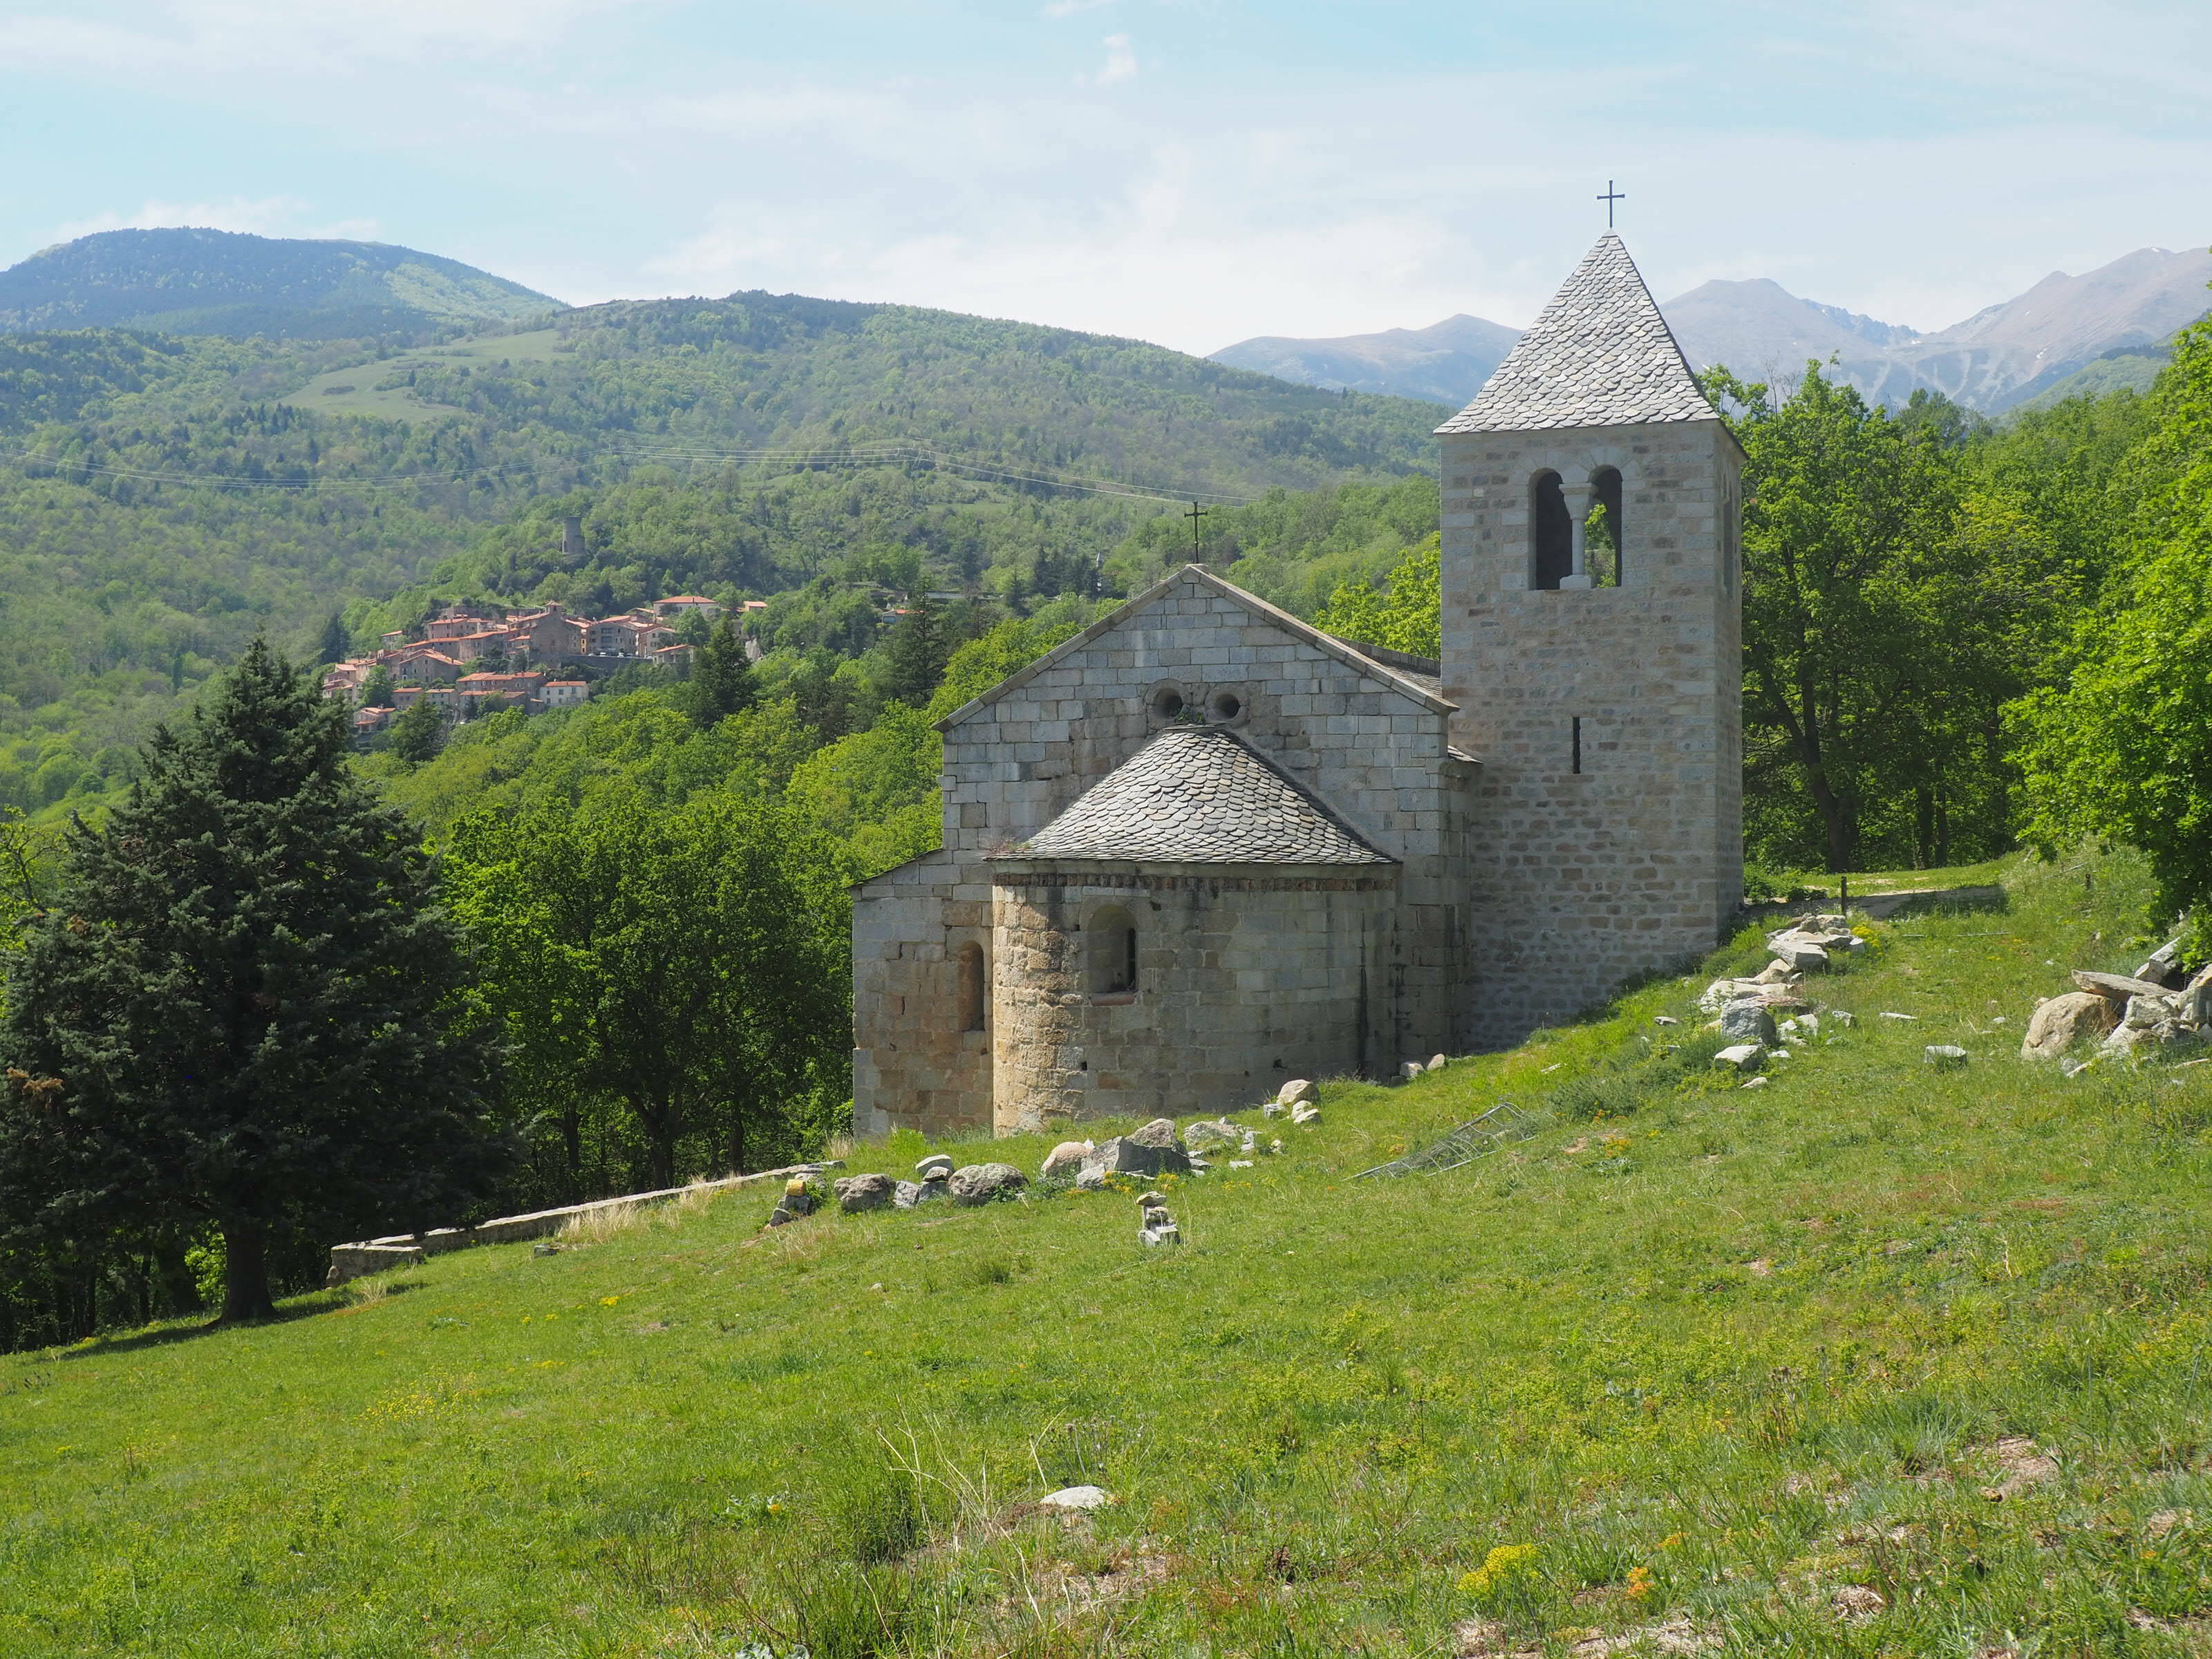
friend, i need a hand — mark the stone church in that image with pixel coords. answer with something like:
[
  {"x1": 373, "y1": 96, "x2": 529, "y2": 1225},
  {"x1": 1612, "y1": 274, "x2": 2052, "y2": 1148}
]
[{"x1": 852, "y1": 233, "x2": 1744, "y2": 1138}]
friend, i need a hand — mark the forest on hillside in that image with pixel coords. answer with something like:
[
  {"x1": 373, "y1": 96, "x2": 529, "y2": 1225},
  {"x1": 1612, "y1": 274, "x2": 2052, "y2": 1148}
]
[{"x1": 0, "y1": 299, "x2": 1445, "y2": 817}]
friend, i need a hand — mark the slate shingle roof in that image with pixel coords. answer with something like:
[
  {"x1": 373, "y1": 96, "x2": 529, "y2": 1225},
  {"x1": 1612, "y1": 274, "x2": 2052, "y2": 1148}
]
[
  {"x1": 1436, "y1": 234, "x2": 1719, "y2": 434},
  {"x1": 1009, "y1": 726, "x2": 1391, "y2": 865}
]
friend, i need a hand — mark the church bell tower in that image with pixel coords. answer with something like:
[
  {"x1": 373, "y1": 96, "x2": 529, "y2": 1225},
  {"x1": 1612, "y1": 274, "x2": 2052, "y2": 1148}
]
[{"x1": 1437, "y1": 233, "x2": 1744, "y2": 1048}]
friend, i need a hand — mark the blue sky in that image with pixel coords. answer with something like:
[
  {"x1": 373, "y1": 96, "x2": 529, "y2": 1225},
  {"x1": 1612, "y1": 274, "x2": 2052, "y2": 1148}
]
[{"x1": 2, "y1": 0, "x2": 2206, "y2": 353}]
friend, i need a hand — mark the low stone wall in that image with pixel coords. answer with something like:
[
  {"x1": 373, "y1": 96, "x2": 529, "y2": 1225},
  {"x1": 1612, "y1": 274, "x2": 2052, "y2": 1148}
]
[{"x1": 326, "y1": 1163, "x2": 838, "y2": 1286}]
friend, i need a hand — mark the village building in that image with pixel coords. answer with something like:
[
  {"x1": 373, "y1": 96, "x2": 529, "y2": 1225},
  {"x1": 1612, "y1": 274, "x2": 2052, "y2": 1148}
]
[
  {"x1": 653, "y1": 594, "x2": 722, "y2": 622},
  {"x1": 455, "y1": 670, "x2": 546, "y2": 709},
  {"x1": 583, "y1": 615, "x2": 674, "y2": 657},
  {"x1": 851, "y1": 233, "x2": 1744, "y2": 1137},
  {"x1": 541, "y1": 679, "x2": 589, "y2": 709}
]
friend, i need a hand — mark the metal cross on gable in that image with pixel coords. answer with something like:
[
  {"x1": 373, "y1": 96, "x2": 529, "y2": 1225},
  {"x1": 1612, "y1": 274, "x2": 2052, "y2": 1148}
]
[{"x1": 1597, "y1": 179, "x2": 1626, "y2": 228}]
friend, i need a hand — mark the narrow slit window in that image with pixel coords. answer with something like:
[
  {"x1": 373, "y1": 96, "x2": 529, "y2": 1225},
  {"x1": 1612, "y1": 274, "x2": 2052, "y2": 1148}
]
[
  {"x1": 956, "y1": 941, "x2": 986, "y2": 1032},
  {"x1": 1572, "y1": 715, "x2": 1583, "y2": 775}
]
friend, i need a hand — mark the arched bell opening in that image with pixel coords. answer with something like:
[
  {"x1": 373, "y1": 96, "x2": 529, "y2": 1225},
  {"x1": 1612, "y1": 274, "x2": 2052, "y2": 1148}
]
[
  {"x1": 1530, "y1": 470, "x2": 1573, "y2": 590},
  {"x1": 1586, "y1": 466, "x2": 1624, "y2": 588}
]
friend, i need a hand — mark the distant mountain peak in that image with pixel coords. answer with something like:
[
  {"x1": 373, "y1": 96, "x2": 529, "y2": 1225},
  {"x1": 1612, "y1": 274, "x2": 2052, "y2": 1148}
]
[
  {"x1": 0, "y1": 227, "x2": 563, "y2": 341},
  {"x1": 1213, "y1": 243, "x2": 2212, "y2": 413}
]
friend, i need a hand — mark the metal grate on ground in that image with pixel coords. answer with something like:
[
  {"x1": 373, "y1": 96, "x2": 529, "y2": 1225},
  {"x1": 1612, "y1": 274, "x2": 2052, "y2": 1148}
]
[{"x1": 1352, "y1": 1103, "x2": 1540, "y2": 1179}]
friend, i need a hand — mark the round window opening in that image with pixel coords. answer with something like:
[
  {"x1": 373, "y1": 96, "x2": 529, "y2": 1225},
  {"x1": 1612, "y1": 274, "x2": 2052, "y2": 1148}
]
[
  {"x1": 1152, "y1": 687, "x2": 1185, "y2": 721},
  {"x1": 1209, "y1": 691, "x2": 1243, "y2": 722}
]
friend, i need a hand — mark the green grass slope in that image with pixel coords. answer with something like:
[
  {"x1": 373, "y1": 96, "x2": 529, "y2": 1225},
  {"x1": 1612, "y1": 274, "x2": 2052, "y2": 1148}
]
[{"x1": 7, "y1": 859, "x2": 2212, "y2": 1658}]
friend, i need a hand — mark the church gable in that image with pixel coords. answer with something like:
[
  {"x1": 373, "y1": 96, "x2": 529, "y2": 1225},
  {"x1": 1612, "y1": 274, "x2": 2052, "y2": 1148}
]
[{"x1": 933, "y1": 565, "x2": 1459, "y2": 864}]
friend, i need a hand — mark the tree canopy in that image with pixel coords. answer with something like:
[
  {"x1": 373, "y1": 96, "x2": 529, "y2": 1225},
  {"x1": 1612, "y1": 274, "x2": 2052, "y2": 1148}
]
[{"x1": 0, "y1": 640, "x2": 505, "y2": 1322}]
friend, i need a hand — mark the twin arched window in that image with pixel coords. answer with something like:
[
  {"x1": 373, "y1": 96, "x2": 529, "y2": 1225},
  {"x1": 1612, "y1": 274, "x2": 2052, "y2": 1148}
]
[{"x1": 1530, "y1": 467, "x2": 1625, "y2": 590}]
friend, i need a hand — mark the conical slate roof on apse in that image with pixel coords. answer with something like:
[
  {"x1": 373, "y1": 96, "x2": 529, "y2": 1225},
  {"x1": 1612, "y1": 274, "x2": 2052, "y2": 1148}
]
[
  {"x1": 1009, "y1": 726, "x2": 1391, "y2": 865},
  {"x1": 1437, "y1": 234, "x2": 1721, "y2": 433}
]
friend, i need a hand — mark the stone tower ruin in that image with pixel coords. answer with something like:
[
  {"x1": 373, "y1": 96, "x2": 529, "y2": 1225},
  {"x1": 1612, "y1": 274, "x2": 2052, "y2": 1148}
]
[{"x1": 1437, "y1": 232, "x2": 1745, "y2": 1049}]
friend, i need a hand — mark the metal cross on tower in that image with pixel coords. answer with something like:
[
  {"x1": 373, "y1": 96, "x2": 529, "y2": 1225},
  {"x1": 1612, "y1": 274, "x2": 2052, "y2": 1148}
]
[
  {"x1": 1185, "y1": 500, "x2": 1210, "y2": 561},
  {"x1": 1597, "y1": 180, "x2": 1626, "y2": 228}
]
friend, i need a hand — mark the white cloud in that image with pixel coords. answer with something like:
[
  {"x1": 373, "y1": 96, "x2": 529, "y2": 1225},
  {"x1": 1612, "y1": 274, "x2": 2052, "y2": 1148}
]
[
  {"x1": 36, "y1": 196, "x2": 382, "y2": 250},
  {"x1": 1091, "y1": 32, "x2": 1137, "y2": 85},
  {"x1": 0, "y1": 0, "x2": 656, "y2": 78},
  {"x1": 1042, "y1": 0, "x2": 1116, "y2": 15}
]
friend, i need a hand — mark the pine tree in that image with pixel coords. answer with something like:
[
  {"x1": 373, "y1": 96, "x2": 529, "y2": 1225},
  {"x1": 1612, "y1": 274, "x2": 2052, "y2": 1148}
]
[
  {"x1": 687, "y1": 616, "x2": 757, "y2": 730},
  {"x1": 878, "y1": 593, "x2": 947, "y2": 707},
  {"x1": 387, "y1": 697, "x2": 446, "y2": 764},
  {"x1": 316, "y1": 612, "x2": 350, "y2": 664},
  {"x1": 0, "y1": 641, "x2": 506, "y2": 1323}
]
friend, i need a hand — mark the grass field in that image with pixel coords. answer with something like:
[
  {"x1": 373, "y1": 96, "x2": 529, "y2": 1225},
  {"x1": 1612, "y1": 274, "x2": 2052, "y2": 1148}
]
[
  {"x1": 276, "y1": 328, "x2": 569, "y2": 422},
  {"x1": 6, "y1": 846, "x2": 2212, "y2": 1657}
]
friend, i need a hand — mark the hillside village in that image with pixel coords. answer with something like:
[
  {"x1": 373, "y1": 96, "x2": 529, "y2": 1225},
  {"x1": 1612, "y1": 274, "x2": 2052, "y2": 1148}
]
[{"x1": 319, "y1": 591, "x2": 765, "y2": 736}]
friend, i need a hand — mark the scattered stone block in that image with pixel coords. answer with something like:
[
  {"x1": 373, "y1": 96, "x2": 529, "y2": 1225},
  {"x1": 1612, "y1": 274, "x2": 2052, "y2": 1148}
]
[
  {"x1": 2134, "y1": 939, "x2": 2186, "y2": 987},
  {"x1": 1038, "y1": 1484, "x2": 1113, "y2": 1510},
  {"x1": 1652, "y1": 1015, "x2": 1680, "y2": 1027},
  {"x1": 1276, "y1": 1078, "x2": 1318, "y2": 1108},
  {"x1": 1923, "y1": 1044, "x2": 1969, "y2": 1068},
  {"x1": 1740, "y1": 1076, "x2": 1770, "y2": 1089},
  {"x1": 1181, "y1": 1119, "x2": 1241, "y2": 1152},
  {"x1": 532, "y1": 1241, "x2": 560, "y2": 1257},
  {"x1": 1127, "y1": 1118, "x2": 1181, "y2": 1150},
  {"x1": 1399, "y1": 1060, "x2": 1425, "y2": 1082},
  {"x1": 1877, "y1": 1011, "x2": 1917, "y2": 1022},
  {"x1": 2017, "y1": 986, "x2": 2115, "y2": 1066},
  {"x1": 1228, "y1": 1159, "x2": 1255, "y2": 1169},
  {"x1": 948, "y1": 1163, "x2": 1027, "y2": 1205},
  {"x1": 834, "y1": 1173, "x2": 896, "y2": 1213},
  {"x1": 915, "y1": 1154, "x2": 955, "y2": 1180},
  {"x1": 1719, "y1": 999, "x2": 1778, "y2": 1044},
  {"x1": 891, "y1": 1180, "x2": 925, "y2": 1209},
  {"x1": 1427, "y1": 1053, "x2": 1448, "y2": 1071},
  {"x1": 1772, "y1": 940, "x2": 1831, "y2": 972},
  {"x1": 1040, "y1": 1140, "x2": 1093, "y2": 1182},
  {"x1": 1289, "y1": 1103, "x2": 1320, "y2": 1125},
  {"x1": 1833, "y1": 1011, "x2": 1855, "y2": 1027},
  {"x1": 1714, "y1": 1043, "x2": 1763, "y2": 1070},
  {"x1": 2072, "y1": 969, "x2": 2170, "y2": 1005},
  {"x1": 1078, "y1": 1136, "x2": 1192, "y2": 1185},
  {"x1": 1137, "y1": 1190, "x2": 1181, "y2": 1246}
]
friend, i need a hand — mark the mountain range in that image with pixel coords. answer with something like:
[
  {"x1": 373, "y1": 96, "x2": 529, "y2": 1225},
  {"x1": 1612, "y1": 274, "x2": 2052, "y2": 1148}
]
[
  {"x1": 0, "y1": 227, "x2": 561, "y2": 340},
  {"x1": 1212, "y1": 244, "x2": 2212, "y2": 413}
]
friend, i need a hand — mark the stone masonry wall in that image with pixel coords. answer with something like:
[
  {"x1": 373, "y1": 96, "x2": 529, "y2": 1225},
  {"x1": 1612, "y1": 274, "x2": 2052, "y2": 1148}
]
[
  {"x1": 1439, "y1": 419, "x2": 1743, "y2": 1049},
  {"x1": 852, "y1": 569, "x2": 1477, "y2": 1136},
  {"x1": 850, "y1": 849, "x2": 994, "y2": 1139},
  {"x1": 986, "y1": 862, "x2": 1398, "y2": 1132}
]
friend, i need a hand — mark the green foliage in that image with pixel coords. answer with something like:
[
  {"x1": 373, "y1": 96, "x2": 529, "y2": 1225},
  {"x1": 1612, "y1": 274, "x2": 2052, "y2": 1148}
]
[
  {"x1": 684, "y1": 617, "x2": 756, "y2": 731},
  {"x1": 1313, "y1": 532, "x2": 1442, "y2": 658},
  {"x1": 874, "y1": 593, "x2": 948, "y2": 709},
  {"x1": 2014, "y1": 318, "x2": 2212, "y2": 937},
  {"x1": 444, "y1": 786, "x2": 850, "y2": 1192},
  {"x1": 1706, "y1": 363, "x2": 2072, "y2": 872},
  {"x1": 385, "y1": 696, "x2": 447, "y2": 764},
  {"x1": 0, "y1": 640, "x2": 505, "y2": 1324}
]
